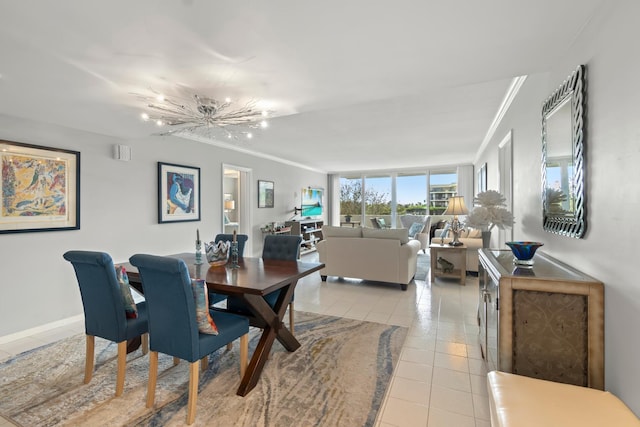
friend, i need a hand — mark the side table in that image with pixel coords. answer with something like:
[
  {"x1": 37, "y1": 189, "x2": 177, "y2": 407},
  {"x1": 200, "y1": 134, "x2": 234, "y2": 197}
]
[{"x1": 430, "y1": 243, "x2": 467, "y2": 284}]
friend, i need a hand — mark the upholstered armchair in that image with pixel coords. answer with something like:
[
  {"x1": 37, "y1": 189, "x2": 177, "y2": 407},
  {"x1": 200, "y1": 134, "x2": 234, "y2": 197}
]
[
  {"x1": 63, "y1": 250, "x2": 149, "y2": 397},
  {"x1": 370, "y1": 217, "x2": 391, "y2": 229},
  {"x1": 227, "y1": 234, "x2": 302, "y2": 334},
  {"x1": 129, "y1": 254, "x2": 249, "y2": 425},
  {"x1": 399, "y1": 214, "x2": 431, "y2": 253}
]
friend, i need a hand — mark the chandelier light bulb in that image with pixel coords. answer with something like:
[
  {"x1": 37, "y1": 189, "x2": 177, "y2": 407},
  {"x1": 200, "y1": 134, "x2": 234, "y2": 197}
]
[
  {"x1": 246, "y1": 132, "x2": 253, "y2": 139},
  {"x1": 225, "y1": 97, "x2": 231, "y2": 103},
  {"x1": 156, "y1": 120, "x2": 163, "y2": 126},
  {"x1": 261, "y1": 110, "x2": 268, "y2": 117},
  {"x1": 156, "y1": 94, "x2": 165, "y2": 102},
  {"x1": 260, "y1": 120, "x2": 268, "y2": 128},
  {"x1": 141, "y1": 113, "x2": 149, "y2": 121}
]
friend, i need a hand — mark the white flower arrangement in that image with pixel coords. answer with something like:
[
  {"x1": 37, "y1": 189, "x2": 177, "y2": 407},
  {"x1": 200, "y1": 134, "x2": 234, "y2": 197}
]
[{"x1": 464, "y1": 190, "x2": 514, "y2": 231}]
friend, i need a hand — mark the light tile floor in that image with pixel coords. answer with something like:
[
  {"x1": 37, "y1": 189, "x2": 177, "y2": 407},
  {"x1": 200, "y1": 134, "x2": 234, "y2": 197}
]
[{"x1": 0, "y1": 252, "x2": 489, "y2": 427}]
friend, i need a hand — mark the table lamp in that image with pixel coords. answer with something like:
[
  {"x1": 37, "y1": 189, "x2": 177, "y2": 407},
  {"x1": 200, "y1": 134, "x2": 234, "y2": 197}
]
[{"x1": 443, "y1": 196, "x2": 468, "y2": 246}]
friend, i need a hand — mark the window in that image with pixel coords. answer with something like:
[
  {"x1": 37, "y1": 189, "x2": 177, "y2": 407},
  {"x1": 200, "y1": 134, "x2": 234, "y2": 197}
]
[
  {"x1": 397, "y1": 173, "x2": 427, "y2": 215},
  {"x1": 339, "y1": 176, "x2": 362, "y2": 222},
  {"x1": 429, "y1": 169, "x2": 457, "y2": 215},
  {"x1": 338, "y1": 168, "x2": 460, "y2": 225}
]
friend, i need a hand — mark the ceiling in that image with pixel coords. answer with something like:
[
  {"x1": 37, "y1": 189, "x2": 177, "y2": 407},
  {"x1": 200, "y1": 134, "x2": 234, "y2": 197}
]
[{"x1": 0, "y1": 1, "x2": 606, "y2": 173}]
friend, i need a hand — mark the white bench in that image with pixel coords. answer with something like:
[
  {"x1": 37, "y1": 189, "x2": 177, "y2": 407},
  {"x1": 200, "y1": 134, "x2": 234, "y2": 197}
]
[{"x1": 487, "y1": 371, "x2": 640, "y2": 427}]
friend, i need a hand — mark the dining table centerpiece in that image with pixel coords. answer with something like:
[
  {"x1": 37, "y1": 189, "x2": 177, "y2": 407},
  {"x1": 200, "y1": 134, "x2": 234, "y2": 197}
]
[{"x1": 464, "y1": 190, "x2": 514, "y2": 248}]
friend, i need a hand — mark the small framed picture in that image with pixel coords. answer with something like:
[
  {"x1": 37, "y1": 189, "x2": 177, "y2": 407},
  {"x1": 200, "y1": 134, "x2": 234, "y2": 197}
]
[
  {"x1": 258, "y1": 180, "x2": 274, "y2": 208},
  {"x1": 0, "y1": 139, "x2": 80, "y2": 234},
  {"x1": 158, "y1": 162, "x2": 201, "y2": 223}
]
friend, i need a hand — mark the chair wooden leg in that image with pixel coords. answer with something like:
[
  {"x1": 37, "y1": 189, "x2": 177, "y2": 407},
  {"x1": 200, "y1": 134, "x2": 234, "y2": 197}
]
[
  {"x1": 141, "y1": 333, "x2": 149, "y2": 355},
  {"x1": 84, "y1": 335, "x2": 95, "y2": 384},
  {"x1": 239, "y1": 334, "x2": 248, "y2": 378},
  {"x1": 289, "y1": 302, "x2": 295, "y2": 336},
  {"x1": 146, "y1": 351, "x2": 158, "y2": 408},
  {"x1": 226, "y1": 342, "x2": 233, "y2": 351},
  {"x1": 201, "y1": 355, "x2": 208, "y2": 372},
  {"x1": 115, "y1": 341, "x2": 127, "y2": 397},
  {"x1": 187, "y1": 361, "x2": 199, "y2": 425},
  {"x1": 173, "y1": 357, "x2": 180, "y2": 366}
]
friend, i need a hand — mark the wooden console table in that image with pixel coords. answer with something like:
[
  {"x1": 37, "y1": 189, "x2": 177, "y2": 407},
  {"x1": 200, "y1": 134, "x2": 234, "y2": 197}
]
[{"x1": 478, "y1": 249, "x2": 604, "y2": 389}]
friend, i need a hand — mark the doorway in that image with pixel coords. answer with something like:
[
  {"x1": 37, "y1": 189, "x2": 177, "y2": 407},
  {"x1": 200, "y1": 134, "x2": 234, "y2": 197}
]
[
  {"x1": 222, "y1": 164, "x2": 252, "y2": 246},
  {"x1": 498, "y1": 131, "x2": 513, "y2": 247}
]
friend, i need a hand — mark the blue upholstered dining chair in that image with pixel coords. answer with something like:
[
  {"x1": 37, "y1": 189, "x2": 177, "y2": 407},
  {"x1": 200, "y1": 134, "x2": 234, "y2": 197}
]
[
  {"x1": 62, "y1": 250, "x2": 149, "y2": 397},
  {"x1": 129, "y1": 254, "x2": 249, "y2": 425},
  {"x1": 227, "y1": 234, "x2": 302, "y2": 335},
  {"x1": 208, "y1": 234, "x2": 249, "y2": 306}
]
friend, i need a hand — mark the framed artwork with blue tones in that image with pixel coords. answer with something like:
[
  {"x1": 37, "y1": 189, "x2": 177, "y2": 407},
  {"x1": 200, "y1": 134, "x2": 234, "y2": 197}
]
[
  {"x1": 158, "y1": 162, "x2": 201, "y2": 223},
  {"x1": 0, "y1": 139, "x2": 80, "y2": 234}
]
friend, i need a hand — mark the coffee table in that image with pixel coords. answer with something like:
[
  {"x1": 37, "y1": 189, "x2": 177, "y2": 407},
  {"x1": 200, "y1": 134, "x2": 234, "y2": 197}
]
[{"x1": 430, "y1": 242, "x2": 467, "y2": 284}]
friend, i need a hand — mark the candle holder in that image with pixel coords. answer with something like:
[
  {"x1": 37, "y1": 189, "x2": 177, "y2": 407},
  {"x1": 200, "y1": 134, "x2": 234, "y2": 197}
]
[
  {"x1": 195, "y1": 240, "x2": 203, "y2": 265},
  {"x1": 229, "y1": 241, "x2": 239, "y2": 268}
]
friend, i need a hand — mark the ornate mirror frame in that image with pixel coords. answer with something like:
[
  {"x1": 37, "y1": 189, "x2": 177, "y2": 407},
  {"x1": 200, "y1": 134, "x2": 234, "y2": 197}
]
[{"x1": 542, "y1": 65, "x2": 586, "y2": 238}]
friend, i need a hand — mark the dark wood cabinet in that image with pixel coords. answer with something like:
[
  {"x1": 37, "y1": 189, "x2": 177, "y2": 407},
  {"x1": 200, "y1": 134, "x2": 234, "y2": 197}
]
[{"x1": 478, "y1": 249, "x2": 604, "y2": 389}]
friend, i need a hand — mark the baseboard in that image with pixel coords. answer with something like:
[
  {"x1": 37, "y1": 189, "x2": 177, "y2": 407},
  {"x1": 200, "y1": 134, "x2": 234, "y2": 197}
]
[{"x1": 0, "y1": 314, "x2": 84, "y2": 345}]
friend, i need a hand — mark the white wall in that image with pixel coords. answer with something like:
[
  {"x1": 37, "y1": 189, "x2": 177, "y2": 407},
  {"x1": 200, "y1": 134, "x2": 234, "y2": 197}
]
[
  {"x1": 476, "y1": 0, "x2": 640, "y2": 415},
  {"x1": 0, "y1": 114, "x2": 326, "y2": 338}
]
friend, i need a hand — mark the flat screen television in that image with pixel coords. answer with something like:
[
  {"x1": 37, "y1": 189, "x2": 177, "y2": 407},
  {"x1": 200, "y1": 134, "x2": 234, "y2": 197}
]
[{"x1": 301, "y1": 188, "x2": 323, "y2": 218}]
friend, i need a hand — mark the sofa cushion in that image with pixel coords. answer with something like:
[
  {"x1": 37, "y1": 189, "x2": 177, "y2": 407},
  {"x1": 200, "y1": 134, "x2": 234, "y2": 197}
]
[
  {"x1": 322, "y1": 225, "x2": 363, "y2": 238},
  {"x1": 362, "y1": 227, "x2": 409, "y2": 244},
  {"x1": 408, "y1": 222, "x2": 425, "y2": 238},
  {"x1": 460, "y1": 228, "x2": 482, "y2": 238}
]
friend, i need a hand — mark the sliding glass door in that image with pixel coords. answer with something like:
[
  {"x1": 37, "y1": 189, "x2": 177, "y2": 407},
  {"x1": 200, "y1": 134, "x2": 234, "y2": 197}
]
[
  {"x1": 337, "y1": 168, "x2": 460, "y2": 228},
  {"x1": 364, "y1": 174, "x2": 391, "y2": 228}
]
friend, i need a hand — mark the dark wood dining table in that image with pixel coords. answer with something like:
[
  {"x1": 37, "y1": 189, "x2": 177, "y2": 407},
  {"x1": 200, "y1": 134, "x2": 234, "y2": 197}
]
[{"x1": 122, "y1": 252, "x2": 324, "y2": 396}]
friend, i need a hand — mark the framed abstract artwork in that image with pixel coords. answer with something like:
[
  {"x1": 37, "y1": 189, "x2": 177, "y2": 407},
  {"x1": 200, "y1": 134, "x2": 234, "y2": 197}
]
[
  {"x1": 0, "y1": 140, "x2": 80, "y2": 234},
  {"x1": 158, "y1": 162, "x2": 201, "y2": 223},
  {"x1": 258, "y1": 180, "x2": 274, "y2": 208}
]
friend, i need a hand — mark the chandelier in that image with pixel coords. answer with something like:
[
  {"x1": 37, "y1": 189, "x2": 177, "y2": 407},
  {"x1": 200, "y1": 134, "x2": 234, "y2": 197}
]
[{"x1": 134, "y1": 89, "x2": 272, "y2": 140}]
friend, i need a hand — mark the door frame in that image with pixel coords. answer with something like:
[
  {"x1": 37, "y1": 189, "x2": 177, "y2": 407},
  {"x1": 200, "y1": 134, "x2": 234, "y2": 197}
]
[
  {"x1": 222, "y1": 163, "x2": 252, "y2": 248},
  {"x1": 498, "y1": 130, "x2": 513, "y2": 247}
]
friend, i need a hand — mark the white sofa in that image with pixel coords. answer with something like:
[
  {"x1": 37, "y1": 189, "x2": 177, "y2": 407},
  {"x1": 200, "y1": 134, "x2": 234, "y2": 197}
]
[
  {"x1": 433, "y1": 227, "x2": 483, "y2": 273},
  {"x1": 316, "y1": 226, "x2": 421, "y2": 291}
]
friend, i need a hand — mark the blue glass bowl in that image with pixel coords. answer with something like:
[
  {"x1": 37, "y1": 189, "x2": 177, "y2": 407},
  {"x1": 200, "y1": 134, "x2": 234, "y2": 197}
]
[{"x1": 506, "y1": 241, "x2": 544, "y2": 266}]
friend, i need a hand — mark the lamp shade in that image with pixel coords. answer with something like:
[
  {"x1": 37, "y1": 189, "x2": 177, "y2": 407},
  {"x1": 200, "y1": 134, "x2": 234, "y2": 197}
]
[
  {"x1": 224, "y1": 200, "x2": 235, "y2": 210},
  {"x1": 443, "y1": 196, "x2": 468, "y2": 216}
]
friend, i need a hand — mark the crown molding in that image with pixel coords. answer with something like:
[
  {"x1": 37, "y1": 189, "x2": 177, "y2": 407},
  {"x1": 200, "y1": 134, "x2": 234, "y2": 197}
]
[{"x1": 475, "y1": 75, "x2": 527, "y2": 163}]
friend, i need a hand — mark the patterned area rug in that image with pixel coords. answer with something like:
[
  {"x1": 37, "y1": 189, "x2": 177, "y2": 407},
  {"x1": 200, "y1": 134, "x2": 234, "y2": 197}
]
[
  {"x1": 415, "y1": 253, "x2": 431, "y2": 281},
  {"x1": 0, "y1": 312, "x2": 407, "y2": 427}
]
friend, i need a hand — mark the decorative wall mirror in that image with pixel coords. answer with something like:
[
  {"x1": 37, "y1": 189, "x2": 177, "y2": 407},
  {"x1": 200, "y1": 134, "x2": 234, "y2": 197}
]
[{"x1": 542, "y1": 65, "x2": 586, "y2": 238}]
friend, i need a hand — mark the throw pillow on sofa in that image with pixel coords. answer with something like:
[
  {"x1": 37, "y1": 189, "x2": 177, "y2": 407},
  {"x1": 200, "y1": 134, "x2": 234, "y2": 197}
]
[{"x1": 408, "y1": 222, "x2": 425, "y2": 238}]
